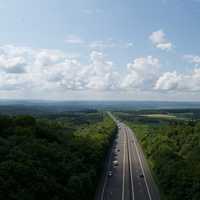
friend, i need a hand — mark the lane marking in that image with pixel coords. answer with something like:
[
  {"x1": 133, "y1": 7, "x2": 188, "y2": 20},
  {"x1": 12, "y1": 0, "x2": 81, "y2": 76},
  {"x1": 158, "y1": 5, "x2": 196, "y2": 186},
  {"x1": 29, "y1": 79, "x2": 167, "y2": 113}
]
[
  {"x1": 126, "y1": 128, "x2": 135, "y2": 200},
  {"x1": 129, "y1": 128, "x2": 152, "y2": 200},
  {"x1": 122, "y1": 127, "x2": 126, "y2": 200}
]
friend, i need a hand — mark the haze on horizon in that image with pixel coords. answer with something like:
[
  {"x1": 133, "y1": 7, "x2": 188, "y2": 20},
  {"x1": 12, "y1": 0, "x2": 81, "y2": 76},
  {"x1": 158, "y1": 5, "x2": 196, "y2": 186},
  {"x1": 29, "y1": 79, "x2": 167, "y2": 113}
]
[{"x1": 0, "y1": 0, "x2": 200, "y2": 101}]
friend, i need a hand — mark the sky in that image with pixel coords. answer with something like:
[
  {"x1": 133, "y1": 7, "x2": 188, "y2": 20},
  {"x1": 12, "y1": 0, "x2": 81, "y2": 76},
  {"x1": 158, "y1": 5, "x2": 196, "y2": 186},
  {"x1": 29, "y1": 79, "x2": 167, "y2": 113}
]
[{"x1": 0, "y1": 0, "x2": 200, "y2": 101}]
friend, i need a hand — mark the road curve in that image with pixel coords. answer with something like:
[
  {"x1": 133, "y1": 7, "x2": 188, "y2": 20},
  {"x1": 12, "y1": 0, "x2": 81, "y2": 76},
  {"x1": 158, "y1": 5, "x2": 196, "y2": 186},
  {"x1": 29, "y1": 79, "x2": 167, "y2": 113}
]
[{"x1": 95, "y1": 113, "x2": 160, "y2": 200}]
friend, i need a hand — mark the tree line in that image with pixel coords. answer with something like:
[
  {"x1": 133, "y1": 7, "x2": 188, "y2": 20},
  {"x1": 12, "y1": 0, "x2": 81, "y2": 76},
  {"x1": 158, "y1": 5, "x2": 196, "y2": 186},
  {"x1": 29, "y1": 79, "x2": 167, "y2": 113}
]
[
  {"x1": 0, "y1": 113, "x2": 117, "y2": 200},
  {"x1": 127, "y1": 117, "x2": 200, "y2": 200}
]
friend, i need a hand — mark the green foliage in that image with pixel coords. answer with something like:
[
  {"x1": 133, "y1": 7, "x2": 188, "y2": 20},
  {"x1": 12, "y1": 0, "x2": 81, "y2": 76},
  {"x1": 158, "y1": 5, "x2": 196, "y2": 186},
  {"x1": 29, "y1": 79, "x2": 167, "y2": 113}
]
[
  {"x1": 126, "y1": 117, "x2": 200, "y2": 200},
  {"x1": 0, "y1": 113, "x2": 117, "y2": 200}
]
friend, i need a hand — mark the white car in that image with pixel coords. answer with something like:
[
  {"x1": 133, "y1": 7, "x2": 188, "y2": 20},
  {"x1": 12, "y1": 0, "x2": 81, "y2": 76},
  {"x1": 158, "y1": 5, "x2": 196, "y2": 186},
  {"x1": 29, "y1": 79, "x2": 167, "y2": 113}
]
[{"x1": 113, "y1": 160, "x2": 119, "y2": 166}]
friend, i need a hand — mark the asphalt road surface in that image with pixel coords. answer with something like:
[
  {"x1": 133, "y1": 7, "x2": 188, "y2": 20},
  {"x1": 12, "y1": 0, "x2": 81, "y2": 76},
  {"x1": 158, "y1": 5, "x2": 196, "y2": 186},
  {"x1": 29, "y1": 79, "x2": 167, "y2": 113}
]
[{"x1": 95, "y1": 113, "x2": 160, "y2": 200}]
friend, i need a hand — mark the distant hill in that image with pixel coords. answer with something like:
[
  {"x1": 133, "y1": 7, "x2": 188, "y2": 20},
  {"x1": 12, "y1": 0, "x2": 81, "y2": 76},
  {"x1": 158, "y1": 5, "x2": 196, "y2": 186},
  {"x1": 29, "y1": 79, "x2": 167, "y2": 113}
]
[{"x1": 0, "y1": 100, "x2": 200, "y2": 115}]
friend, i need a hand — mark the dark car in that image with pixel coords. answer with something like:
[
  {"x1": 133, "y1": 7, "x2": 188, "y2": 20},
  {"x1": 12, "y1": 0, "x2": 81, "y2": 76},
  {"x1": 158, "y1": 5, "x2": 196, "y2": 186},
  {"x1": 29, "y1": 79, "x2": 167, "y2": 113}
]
[
  {"x1": 108, "y1": 171, "x2": 113, "y2": 177},
  {"x1": 139, "y1": 173, "x2": 144, "y2": 178}
]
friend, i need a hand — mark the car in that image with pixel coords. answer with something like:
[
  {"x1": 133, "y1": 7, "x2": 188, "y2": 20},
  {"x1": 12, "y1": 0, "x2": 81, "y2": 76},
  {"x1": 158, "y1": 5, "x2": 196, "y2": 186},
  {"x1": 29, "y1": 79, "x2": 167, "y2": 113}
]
[
  {"x1": 113, "y1": 160, "x2": 119, "y2": 166},
  {"x1": 139, "y1": 173, "x2": 144, "y2": 178},
  {"x1": 108, "y1": 171, "x2": 113, "y2": 177}
]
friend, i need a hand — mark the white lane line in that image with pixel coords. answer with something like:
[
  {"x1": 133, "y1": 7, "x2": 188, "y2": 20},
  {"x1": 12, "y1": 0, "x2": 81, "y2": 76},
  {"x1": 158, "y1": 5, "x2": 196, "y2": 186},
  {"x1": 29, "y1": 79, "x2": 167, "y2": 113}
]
[
  {"x1": 126, "y1": 128, "x2": 135, "y2": 200},
  {"x1": 122, "y1": 127, "x2": 126, "y2": 200},
  {"x1": 131, "y1": 129, "x2": 152, "y2": 200}
]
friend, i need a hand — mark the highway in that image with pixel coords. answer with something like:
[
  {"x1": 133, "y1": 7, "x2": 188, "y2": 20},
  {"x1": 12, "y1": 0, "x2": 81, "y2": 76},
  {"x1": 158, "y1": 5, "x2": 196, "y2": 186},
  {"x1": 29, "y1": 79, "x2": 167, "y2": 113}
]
[{"x1": 95, "y1": 113, "x2": 160, "y2": 200}]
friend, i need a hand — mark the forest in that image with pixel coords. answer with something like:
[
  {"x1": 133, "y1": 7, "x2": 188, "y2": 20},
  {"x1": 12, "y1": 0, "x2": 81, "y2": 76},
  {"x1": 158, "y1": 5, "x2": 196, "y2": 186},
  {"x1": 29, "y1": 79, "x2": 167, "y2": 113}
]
[
  {"x1": 116, "y1": 111, "x2": 200, "y2": 200},
  {"x1": 0, "y1": 111, "x2": 117, "y2": 200}
]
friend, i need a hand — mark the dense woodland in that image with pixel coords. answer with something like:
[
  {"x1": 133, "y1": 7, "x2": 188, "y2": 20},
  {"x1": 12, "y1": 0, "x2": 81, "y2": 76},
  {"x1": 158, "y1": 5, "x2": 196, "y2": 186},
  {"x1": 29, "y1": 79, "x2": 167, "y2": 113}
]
[
  {"x1": 116, "y1": 111, "x2": 200, "y2": 200},
  {"x1": 0, "y1": 112, "x2": 117, "y2": 200}
]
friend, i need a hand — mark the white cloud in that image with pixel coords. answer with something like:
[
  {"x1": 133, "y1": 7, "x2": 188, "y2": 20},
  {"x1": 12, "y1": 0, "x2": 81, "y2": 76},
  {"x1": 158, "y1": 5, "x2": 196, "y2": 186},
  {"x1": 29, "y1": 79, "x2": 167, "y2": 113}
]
[
  {"x1": 156, "y1": 43, "x2": 172, "y2": 50},
  {"x1": 121, "y1": 56, "x2": 160, "y2": 89},
  {"x1": 34, "y1": 49, "x2": 65, "y2": 66},
  {"x1": 85, "y1": 51, "x2": 120, "y2": 90},
  {"x1": 150, "y1": 30, "x2": 166, "y2": 44},
  {"x1": 0, "y1": 55, "x2": 27, "y2": 73},
  {"x1": 184, "y1": 54, "x2": 200, "y2": 65},
  {"x1": 65, "y1": 35, "x2": 85, "y2": 45},
  {"x1": 126, "y1": 42, "x2": 134, "y2": 47},
  {"x1": 0, "y1": 45, "x2": 122, "y2": 92},
  {"x1": 183, "y1": 68, "x2": 200, "y2": 91},
  {"x1": 89, "y1": 40, "x2": 115, "y2": 50},
  {"x1": 154, "y1": 71, "x2": 181, "y2": 90},
  {"x1": 149, "y1": 30, "x2": 172, "y2": 51},
  {"x1": 64, "y1": 36, "x2": 133, "y2": 50},
  {"x1": 1, "y1": 44, "x2": 200, "y2": 100},
  {"x1": 154, "y1": 68, "x2": 200, "y2": 92},
  {"x1": 88, "y1": 40, "x2": 134, "y2": 50}
]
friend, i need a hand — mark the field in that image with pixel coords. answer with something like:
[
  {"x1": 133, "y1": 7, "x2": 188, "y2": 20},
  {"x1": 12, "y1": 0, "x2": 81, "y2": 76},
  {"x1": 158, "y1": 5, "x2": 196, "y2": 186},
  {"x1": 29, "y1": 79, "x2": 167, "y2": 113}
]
[{"x1": 140, "y1": 113, "x2": 177, "y2": 119}]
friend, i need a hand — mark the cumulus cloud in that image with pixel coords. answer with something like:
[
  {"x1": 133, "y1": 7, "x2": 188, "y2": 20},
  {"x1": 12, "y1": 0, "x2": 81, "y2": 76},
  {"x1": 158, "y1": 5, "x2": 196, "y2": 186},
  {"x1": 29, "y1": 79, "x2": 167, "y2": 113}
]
[
  {"x1": 154, "y1": 71, "x2": 181, "y2": 90},
  {"x1": 0, "y1": 45, "x2": 122, "y2": 92},
  {"x1": 0, "y1": 72, "x2": 33, "y2": 91},
  {"x1": 184, "y1": 54, "x2": 200, "y2": 65},
  {"x1": 0, "y1": 45, "x2": 31, "y2": 74},
  {"x1": 86, "y1": 51, "x2": 120, "y2": 90},
  {"x1": 149, "y1": 30, "x2": 172, "y2": 51},
  {"x1": 121, "y1": 56, "x2": 160, "y2": 89},
  {"x1": 183, "y1": 68, "x2": 200, "y2": 91},
  {"x1": 154, "y1": 69, "x2": 200, "y2": 92},
  {"x1": 34, "y1": 49, "x2": 65, "y2": 66},
  {"x1": 1, "y1": 44, "x2": 200, "y2": 97},
  {"x1": 0, "y1": 55, "x2": 27, "y2": 73}
]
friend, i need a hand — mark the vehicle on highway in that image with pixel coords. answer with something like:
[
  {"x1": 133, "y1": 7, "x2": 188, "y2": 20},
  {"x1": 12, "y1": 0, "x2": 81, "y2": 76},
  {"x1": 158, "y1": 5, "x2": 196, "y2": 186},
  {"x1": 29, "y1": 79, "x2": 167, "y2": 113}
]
[
  {"x1": 108, "y1": 170, "x2": 113, "y2": 177},
  {"x1": 139, "y1": 173, "x2": 144, "y2": 178},
  {"x1": 113, "y1": 160, "x2": 119, "y2": 166}
]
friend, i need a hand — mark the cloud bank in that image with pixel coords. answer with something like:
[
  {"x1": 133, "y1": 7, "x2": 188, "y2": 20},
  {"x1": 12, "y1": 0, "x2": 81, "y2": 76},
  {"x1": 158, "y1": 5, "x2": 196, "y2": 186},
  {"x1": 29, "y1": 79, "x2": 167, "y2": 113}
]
[{"x1": 0, "y1": 45, "x2": 200, "y2": 99}]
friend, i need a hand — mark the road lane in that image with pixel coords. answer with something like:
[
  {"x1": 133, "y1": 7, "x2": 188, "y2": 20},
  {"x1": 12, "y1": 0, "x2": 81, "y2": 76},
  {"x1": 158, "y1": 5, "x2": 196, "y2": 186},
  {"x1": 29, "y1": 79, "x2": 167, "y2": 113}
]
[
  {"x1": 125, "y1": 126, "x2": 151, "y2": 200},
  {"x1": 96, "y1": 113, "x2": 160, "y2": 200},
  {"x1": 99, "y1": 123, "x2": 124, "y2": 200},
  {"x1": 126, "y1": 126, "x2": 160, "y2": 200},
  {"x1": 126, "y1": 129, "x2": 134, "y2": 200}
]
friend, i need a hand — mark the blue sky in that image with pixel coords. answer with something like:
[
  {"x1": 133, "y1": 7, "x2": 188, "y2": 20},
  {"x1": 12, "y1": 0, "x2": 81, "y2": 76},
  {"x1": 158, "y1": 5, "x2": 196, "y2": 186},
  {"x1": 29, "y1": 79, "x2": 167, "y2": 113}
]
[{"x1": 0, "y1": 0, "x2": 200, "y2": 100}]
